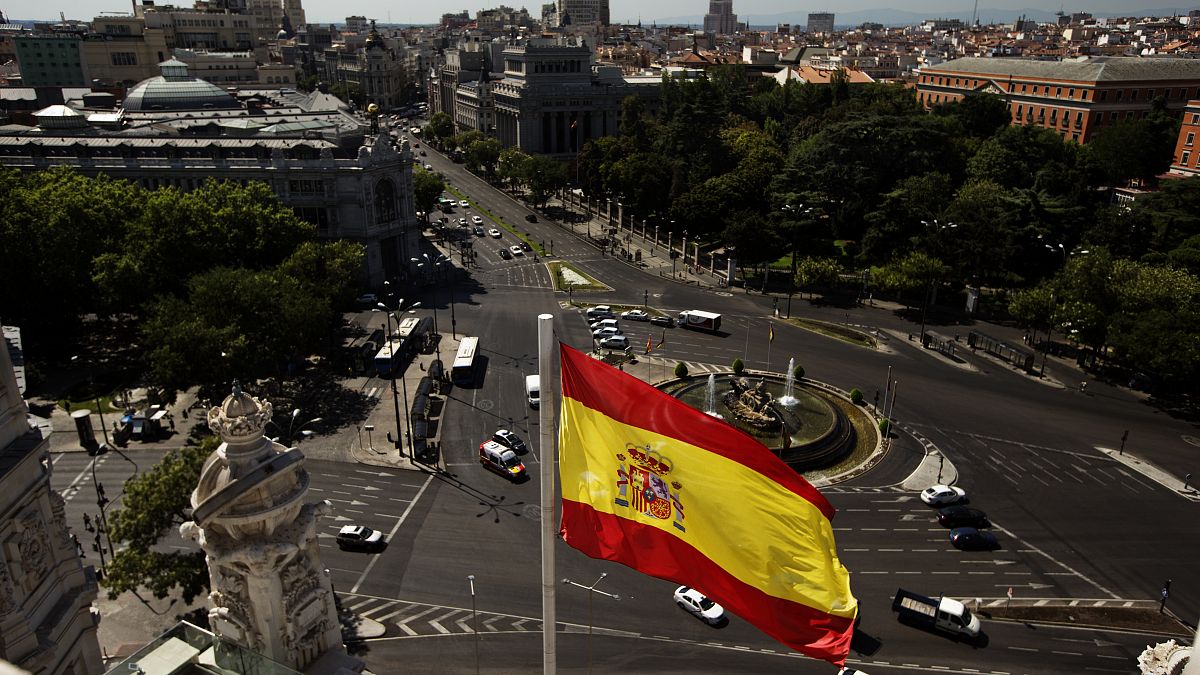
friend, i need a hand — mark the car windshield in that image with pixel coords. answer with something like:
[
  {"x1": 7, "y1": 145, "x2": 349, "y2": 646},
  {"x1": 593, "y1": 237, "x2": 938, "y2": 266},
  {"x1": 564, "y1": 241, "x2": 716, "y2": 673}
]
[
  {"x1": 502, "y1": 455, "x2": 522, "y2": 469},
  {"x1": 959, "y1": 608, "x2": 973, "y2": 624},
  {"x1": 359, "y1": 527, "x2": 375, "y2": 537},
  {"x1": 698, "y1": 596, "x2": 716, "y2": 610}
]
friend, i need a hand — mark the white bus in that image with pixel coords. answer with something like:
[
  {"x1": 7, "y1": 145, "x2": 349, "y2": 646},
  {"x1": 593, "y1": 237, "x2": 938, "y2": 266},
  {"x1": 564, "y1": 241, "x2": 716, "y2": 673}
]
[{"x1": 451, "y1": 336, "x2": 480, "y2": 385}]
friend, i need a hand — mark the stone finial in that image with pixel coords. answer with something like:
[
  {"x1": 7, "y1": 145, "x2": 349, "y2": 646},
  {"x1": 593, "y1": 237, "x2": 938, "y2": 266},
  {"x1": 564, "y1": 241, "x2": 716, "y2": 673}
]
[{"x1": 208, "y1": 384, "x2": 273, "y2": 445}]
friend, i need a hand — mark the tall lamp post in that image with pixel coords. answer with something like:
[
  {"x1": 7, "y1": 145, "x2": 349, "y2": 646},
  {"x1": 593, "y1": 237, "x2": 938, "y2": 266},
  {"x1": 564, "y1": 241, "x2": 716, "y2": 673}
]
[
  {"x1": 467, "y1": 575, "x2": 480, "y2": 675},
  {"x1": 563, "y1": 573, "x2": 619, "y2": 673},
  {"x1": 375, "y1": 301, "x2": 414, "y2": 457}
]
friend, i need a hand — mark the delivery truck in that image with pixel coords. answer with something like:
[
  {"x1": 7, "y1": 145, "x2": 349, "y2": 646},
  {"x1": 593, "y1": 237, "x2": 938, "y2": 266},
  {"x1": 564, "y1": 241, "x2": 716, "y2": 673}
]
[
  {"x1": 891, "y1": 588, "x2": 981, "y2": 637},
  {"x1": 677, "y1": 310, "x2": 722, "y2": 332}
]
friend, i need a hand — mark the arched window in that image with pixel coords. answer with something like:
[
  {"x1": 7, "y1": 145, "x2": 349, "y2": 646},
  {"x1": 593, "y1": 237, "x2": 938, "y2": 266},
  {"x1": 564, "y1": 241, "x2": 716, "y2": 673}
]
[{"x1": 374, "y1": 178, "x2": 397, "y2": 223}]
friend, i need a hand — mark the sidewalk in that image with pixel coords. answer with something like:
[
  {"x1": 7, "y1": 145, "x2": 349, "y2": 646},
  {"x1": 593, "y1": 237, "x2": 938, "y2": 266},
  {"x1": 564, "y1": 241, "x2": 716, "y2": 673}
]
[{"x1": 544, "y1": 193, "x2": 720, "y2": 289}]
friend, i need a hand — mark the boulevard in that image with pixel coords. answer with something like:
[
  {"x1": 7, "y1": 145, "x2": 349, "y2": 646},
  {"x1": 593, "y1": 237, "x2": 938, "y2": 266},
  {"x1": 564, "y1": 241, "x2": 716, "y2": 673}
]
[{"x1": 50, "y1": 143, "x2": 1198, "y2": 673}]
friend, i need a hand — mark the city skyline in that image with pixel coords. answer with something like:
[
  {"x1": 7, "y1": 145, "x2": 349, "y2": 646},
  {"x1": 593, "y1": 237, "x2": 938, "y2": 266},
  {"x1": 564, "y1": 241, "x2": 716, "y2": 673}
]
[{"x1": 9, "y1": 0, "x2": 1198, "y2": 26}]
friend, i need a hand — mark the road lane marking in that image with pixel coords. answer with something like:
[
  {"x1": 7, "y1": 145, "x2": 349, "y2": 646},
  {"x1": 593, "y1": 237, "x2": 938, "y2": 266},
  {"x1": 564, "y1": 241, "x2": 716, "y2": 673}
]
[{"x1": 349, "y1": 473, "x2": 435, "y2": 595}]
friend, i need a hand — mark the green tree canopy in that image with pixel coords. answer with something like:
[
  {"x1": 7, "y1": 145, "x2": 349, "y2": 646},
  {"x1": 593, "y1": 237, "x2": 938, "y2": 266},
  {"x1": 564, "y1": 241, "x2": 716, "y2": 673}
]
[{"x1": 104, "y1": 440, "x2": 213, "y2": 603}]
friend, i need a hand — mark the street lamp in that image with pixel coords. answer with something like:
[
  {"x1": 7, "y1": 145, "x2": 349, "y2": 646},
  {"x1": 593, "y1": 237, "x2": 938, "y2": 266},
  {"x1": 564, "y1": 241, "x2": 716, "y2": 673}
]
[
  {"x1": 374, "y1": 300, "x2": 414, "y2": 458},
  {"x1": 563, "y1": 573, "x2": 619, "y2": 673},
  {"x1": 467, "y1": 575, "x2": 480, "y2": 675},
  {"x1": 653, "y1": 224, "x2": 659, "y2": 253},
  {"x1": 267, "y1": 407, "x2": 323, "y2": 446}
]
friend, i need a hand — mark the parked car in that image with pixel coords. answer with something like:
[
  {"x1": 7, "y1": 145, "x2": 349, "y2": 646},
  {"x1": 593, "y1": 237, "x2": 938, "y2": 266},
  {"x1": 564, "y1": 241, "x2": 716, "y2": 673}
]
[
  {"x1": 524, "y1": 214, "x2": 538, "y2": 223},
  {"x1": 650, "y1": 315, "x2": 674, "y2": 327},
  {"x1": 355, "y1": 293, "x2": 378, "y2": 306},
  {"x1": 498, "y1": 248, "x2": 513, "y2": 260},
  {"x1": 336, "y1": 525, "x2": 385, "y2": 551},
  {"x1": 489, "y1": 228, "x2": 502, "y2": 238},
  {"x1": 673, "y1": 586, "x2": 725, "y2": 625},
  {"x1": 491, "y1": 429, "x2": 527, "y2": 454},
  {"x1": 593, "y1": 326, "x2": 622, "y2": 339},
  {"x1": 458, "y1": 217, "x2": 469, "y2": 227},
  {"x1": 589, "y1": 318, "x2": 619, "y2": 331},
  {"x1": 937, "y1": 506, "x2": 989, "y2": 528},
  {"x1": 474, "y1": 225, "x2": 485, "y2": 236},
  {"x1": 949, "y1": 527, "x2": 999, "y2": 551},
  {"x1": 423, "y1": 163, "x2": 433, "y2": 170},
  {"x1": 519, "y1": 241, "x2": 531, "y2": 251},
  {"x1": 599, "y1": 335, "x2": 629, "y2": 350},
  {"x1": 459, "y1": 200, "x2": 470, "y2": 208},
  {"x1": 621, "y1": 309, "x2": 649, "y2": 321},
  {"x1": 472, "y1": 215, "x2": 484, "y2": 225},
  {"x1": 510, "y1": 245, "x2": 525, "y2": 257},
  {"x1": 586, "y1": 305, "x2": 615, "y2": 320},
  {"x1": 920, "y1": 484, "x2": 966, "y2": 506}
]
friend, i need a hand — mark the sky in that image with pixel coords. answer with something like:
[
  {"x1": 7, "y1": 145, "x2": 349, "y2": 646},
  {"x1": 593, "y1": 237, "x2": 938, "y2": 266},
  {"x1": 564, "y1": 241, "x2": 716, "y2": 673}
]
[{"x1": 17, "y1": 0, "x2": 1193, "y2": 25}]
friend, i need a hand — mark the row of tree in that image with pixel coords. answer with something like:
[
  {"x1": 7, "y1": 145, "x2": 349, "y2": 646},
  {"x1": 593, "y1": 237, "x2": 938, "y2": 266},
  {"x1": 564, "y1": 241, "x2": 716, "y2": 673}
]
[
  {"x1": 0, "y1": 167, "x2": 364, "y2": 397},
  {"x1": 422, "y1": 70, "x2": 1199, "y2": 390}
]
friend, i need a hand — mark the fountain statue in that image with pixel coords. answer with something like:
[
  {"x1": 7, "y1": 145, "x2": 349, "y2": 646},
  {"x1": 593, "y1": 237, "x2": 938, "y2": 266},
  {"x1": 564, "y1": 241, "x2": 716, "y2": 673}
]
[{"x1": 723, "y1": 377, "x2": 781, "y2": 430}]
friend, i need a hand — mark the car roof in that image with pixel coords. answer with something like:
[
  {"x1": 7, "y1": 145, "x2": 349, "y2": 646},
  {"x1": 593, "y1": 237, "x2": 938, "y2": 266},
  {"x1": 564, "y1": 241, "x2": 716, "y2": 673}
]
[{"x1": 339, "y1": 525, "x2": 364, "y2": 534}]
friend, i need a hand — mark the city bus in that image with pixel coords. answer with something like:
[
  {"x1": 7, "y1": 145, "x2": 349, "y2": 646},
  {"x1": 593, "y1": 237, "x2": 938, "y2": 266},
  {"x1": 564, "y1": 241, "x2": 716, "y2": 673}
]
[
  {"x1": 451, "y1": 336, "x2": 480, "y2": 385},
  {"x1": 374, "y1": 339, "x2": 403, "y2": 377}
]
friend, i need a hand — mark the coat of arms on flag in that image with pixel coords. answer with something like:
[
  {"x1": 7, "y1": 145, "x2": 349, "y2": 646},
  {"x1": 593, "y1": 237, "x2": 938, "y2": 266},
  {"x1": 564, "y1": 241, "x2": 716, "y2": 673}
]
[{"x1": 614, "y1": 444, "x2": 685, "y2": 531}]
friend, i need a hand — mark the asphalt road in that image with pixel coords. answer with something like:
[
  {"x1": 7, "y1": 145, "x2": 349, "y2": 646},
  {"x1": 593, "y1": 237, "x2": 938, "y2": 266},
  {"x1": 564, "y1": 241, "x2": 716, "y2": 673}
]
[{"x1": 50, "y1": 140, "x2": 1197, "y2": 673}]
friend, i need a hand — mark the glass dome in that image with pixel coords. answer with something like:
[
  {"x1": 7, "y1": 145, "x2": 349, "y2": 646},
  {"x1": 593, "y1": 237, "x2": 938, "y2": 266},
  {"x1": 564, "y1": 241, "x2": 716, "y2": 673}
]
[{"x1": 122, "y1": 59, "x2": 240, "y2": 112}]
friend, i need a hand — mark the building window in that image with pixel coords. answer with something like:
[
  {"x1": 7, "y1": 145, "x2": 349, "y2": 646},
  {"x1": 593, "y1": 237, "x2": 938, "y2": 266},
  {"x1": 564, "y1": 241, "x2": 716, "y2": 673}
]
[
  {"x1": 1192, "y1": 114, "x2": 1200, "y2": 124},
  {"x1": 1068, "y1": 88, "x2": 1074, "y2": 98},
  {"x1": 111, "y1": 52, "x2": 136, "y2": 66},
  {"x1": 1188, "y1": 132, "x2": 1195, "y2": 146},
  {"x1": 1183, "y1": 151, "x2": 1192, "y2": 166},
  {"x1": 1099, "y1": 91, "x2": 1107, "y2": 102},
  {"x1": 289, "y1": 179, "x2": 323, "y2": 195},
  {"x1": 1056, "y1": 87, "x2": 1062, "y2": 97},
  {"x1": 1115, "y1": 90, "x2": 1123, "y2": 101},
  {"x1": 374, "y1": 178, "x2": 397, "y2": 223}
]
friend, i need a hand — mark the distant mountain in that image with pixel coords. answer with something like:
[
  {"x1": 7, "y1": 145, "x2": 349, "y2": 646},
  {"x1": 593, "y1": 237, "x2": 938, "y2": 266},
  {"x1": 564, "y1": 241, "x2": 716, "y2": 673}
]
[{"x1": 648, "y1": 7, "x2": 1193, "y2": 29}]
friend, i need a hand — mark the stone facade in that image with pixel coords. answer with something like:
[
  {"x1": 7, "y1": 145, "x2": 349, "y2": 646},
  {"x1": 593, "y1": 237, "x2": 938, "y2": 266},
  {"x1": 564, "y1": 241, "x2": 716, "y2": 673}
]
[
  {"x1": 0, "y1": 327, "x2": 103, "y2": 674},
  {"x1": 181, "y1": 384, "x2": 360, "y2": 672}
]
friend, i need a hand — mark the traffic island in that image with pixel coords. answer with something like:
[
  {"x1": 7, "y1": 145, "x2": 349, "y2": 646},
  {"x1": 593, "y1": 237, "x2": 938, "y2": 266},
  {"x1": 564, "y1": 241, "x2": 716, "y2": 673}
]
[{"x1": 973, "y1": 599, "x2": 1191, "y2": 636}]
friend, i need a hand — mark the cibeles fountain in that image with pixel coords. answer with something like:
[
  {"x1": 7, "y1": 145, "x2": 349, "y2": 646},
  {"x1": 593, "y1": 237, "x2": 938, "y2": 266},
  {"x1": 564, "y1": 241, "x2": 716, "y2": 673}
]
[
  {"x1": 663, "y1": 358, "x2": 863, "y2": 471},
  {"x1": 180, "y1": 383, "x2": 362, "y2": 674}
]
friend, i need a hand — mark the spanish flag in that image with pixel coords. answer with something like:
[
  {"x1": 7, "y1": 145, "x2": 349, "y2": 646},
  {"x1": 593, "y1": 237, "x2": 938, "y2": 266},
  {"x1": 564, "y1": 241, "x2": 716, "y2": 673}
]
[
  {"x1": 645, "y1": 334, "x2": 653, "y2": 354},
  {"x1": 558, "y1": 344, "x2": 856, "y2": 665}
]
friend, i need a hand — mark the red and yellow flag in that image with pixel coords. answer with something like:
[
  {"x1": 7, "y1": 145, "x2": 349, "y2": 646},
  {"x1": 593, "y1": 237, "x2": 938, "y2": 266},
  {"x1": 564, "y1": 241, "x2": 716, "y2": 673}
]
[
  {"x1": 645, "y1": 334, "x2": 653, "y2": 354},
  {"x1": 558, "y1": 344, "x2": 857, "y2": 665}
]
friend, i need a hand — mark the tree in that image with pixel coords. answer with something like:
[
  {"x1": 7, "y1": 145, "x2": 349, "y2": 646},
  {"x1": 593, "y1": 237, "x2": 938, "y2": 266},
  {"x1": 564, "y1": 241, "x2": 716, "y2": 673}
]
[
  {"x1": 795, "y1": 257, "x2": 842, "y2": 298},
  {"x1": 426, "y1": 112, "x2": 455, "y2": 145},
  {"x1": 497, "y1": 148, "x2": 531, "y2": 193},
  {"x1": 873, "y1": 251, "x2": 950, "y2": 309},
  {"x1": 0, "y1": 167, "x2": 141, "y2": 342},
  {"x1": 525, "y1": 155, "x2": 568, "y2": 206},
  {"x1": 465, "y1": 137, "x2": 503, "y2": 178},
  {"x1": 275, "y1": 240, "x2": 366, "y2": 309},
  {"x1": 1084, "y1": 101, "x2": 1180, "y2": 186},
  {"x1": 94, "y1": 179, "x2": 314, "y2": 312},
  {"x1": 932, "y1": 93, "x2": 1011, "y2": 140},
  {"x1": 412, "y1": 170, "x2": 446, "y2": 214},
  {"x1": 103, "y1": 440, "x2": 213, "y2": 603}
]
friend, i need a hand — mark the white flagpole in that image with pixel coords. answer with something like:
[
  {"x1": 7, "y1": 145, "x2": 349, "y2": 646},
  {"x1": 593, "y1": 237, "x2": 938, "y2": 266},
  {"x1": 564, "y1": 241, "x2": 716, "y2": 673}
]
[{"x1": 537, "y1": 313, "x2": 557, "y2": 673}]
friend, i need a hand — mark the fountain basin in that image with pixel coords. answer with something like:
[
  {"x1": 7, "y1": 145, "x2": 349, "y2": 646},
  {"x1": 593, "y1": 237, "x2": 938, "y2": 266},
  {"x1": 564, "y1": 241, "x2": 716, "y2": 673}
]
[{"x1": 659, "y1": 373, "x2": 855, "y2": 471}]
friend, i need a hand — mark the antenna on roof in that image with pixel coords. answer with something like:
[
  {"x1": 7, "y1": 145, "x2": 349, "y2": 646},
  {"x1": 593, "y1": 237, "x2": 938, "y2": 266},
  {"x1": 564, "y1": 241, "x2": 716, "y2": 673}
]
[{"x1": 971, "y1": 0, "x2": 979, "y2": 26}]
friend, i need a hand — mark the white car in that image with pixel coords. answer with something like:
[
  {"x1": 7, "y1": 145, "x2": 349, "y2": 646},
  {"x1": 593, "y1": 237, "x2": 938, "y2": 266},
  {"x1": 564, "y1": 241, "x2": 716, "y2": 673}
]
[
  {"x1": 592, "y1": 326, "x2": 622, "y2": 339},
  {"x1": 472, "y1": 215, "x2": 484, "y2": 225},
  {"x1": 673, "y1": 586, "x2": 725, "y2": 625},
  {"x1": 460, "y1": 200, "x2": 470, "y2": 208},
  {"x1": 336, "y1": 525, "x2": 385, "y2": 551},
  {"x1": 489, "y1": 228, "x2": 502, "y2": 238},
  {"x1": 423, "y1": 163, "x2": 433, "y2": 170},
  {"x1": 598, "y1": 335, "x2": 628, "y2": 350},
  {"x1": 920, "y1": 484, "x2": 967, "y2": 506},
  {"x1": 510, "y1": 245, "x2": 525, "y2": 257},
  {"x1": 621, "y1": 309, "x2": 649, "y2": 321}
]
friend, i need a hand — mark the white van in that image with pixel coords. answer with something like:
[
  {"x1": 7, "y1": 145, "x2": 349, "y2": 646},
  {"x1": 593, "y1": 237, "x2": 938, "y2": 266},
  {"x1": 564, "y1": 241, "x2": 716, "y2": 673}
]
[{"x1": 525, "y1": 374, "x2": 541, "y2": 408}]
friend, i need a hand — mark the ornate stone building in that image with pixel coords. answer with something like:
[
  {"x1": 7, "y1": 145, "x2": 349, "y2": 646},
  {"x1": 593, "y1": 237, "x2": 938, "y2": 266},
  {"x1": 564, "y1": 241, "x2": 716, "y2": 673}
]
[
  {"x1": 491, "y1": 37, "x2": 662, "y2": 158},
  {"x1": 0, "y1": 327, "x2": 103, "y2": 674},
  {"x1": 0, "y1": 62, "x2": 420, "y2": 288},
  {"x1": 181, "y1": 384, "x2": 360, "y2": 672}
]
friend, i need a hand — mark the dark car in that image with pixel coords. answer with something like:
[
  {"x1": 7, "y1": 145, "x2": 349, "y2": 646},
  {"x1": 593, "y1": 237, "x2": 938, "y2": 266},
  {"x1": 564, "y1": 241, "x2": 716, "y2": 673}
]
[
  {"x1": 949, "y1": 527, "x2": 999, "y2": 551},
  {"x1": 491, "y1": 429, "x2": 527, "y2": 454},
  {"x1": 650, "y1": 315, "x2": 674, "y2": 327},
  {"x1": 519, "y1": 241, "x2": 532, "y2": 251},
  {"x1": 498, "y1": 248, "x2": 513, "y2": 260},
  {"x1": 524, "y1": 214, "x2": 538, "y2": 223},
  {"x1": 937, "y1": 506, "x2": 989, "y2": 528}
]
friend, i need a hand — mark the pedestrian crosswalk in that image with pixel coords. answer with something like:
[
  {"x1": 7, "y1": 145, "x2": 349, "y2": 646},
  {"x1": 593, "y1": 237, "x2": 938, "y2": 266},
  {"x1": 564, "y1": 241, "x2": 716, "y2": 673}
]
[
  {"x1": 637, "y1": 354, "x2": 727, "y2": 375},
  {"x1": 339, "y1": 593, "x2": 553, "y2": 636}
]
